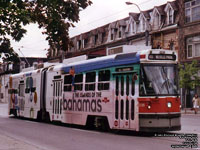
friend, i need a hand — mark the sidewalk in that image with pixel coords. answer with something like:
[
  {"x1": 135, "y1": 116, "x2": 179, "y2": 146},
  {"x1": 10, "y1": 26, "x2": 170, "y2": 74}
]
[{"x1": 181, "y1": 108, "x2": 200, "y2": 115}]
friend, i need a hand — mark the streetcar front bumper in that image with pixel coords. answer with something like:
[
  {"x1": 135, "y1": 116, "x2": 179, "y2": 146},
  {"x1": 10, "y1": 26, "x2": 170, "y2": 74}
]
[{"x1": 139, "y1": 113, "x2": 181, "y2": 132}]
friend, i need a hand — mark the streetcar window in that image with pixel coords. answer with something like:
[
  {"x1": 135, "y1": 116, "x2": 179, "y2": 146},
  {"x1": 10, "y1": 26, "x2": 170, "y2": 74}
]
[
  {"x1": 56, "y1": 82, "x2": 58, "y2": 96},
  {"x1": 75, "y1": 74, "x2": 83, "y2": 83},
  {"x1": 64, "y1": 85, "x2": 72, "y2": 92},
  {"x1": 98, "y1": 83, "x2": 109, "y2": 91},
  {"x1": 116, "y1": 76, "x2": 119, "y2": 96},
  {"x1": 115, "y1": 100, "x2": 119, "y2": 119},
  {"x1": 121, "y1": 76, "x2": 124, "y2": 96},
  {"x1": 57, "y1": 82, "x2": 60, "y2": 96},
  {"x1": 53, "y1": 82, "x2": 55, "y2": 96},
  {"x1": 60, "y1": 100, "x2": 62, "y2": 114},
  {"x1": 60, "y1": 82, "x2": 62, "y2": 96},
  {"x1": 131, "y1": 100, "x2": 135, "y2": 120},
  {"x1": 31, "y1": 87, "x2": 36, "y2": 92},
  {"x1": 126, "y1": 100, "x2": 129, "y2": 120},
  {"x1": 120, "y1": 100, "x2": 124, "y2": 120},
  {"x1": 74, "y1": 74, "x2": 83, "y2": 91},
  {"x1": 64, "y1": 75, "x2": 72, "y2": 92},
  {"x1": 85, "y1": 72, "x2": 96, "y2": 91},
  {"x1": 25, "y1": 77, "x2": 30, "y2": 93},
  {"x1": 55, "y1": 100, "x2": 57, "y2": 114},
  {"x1": 131, "y1": 75, "x2": 135, "y2": 96},
  {"x1": 86, "y1": 72, "x2": 96, "y2": 82},
  {"x1": 140, "y1": 64, "x2": 178, "y2": 96},
  {"x1": 25, "y1": 88, "x2": 30, "y2": 93},
  {"x1": 19, "y1": 84, "x2": 25, "y2": 97},
  {"x1": 53, "y1": 99, "x2": 54, "y2": 113},
  {"x1": 98, "y1": 70, "x2": 110, "y2": 81},
  {"x1": 85, "y1": 84, "x2": 95, "y2": 91},
  {"x1": 126, "y1": 76, "x2": 130, "y2": 96},
  {"x1": 64, "y1": 75, "x2": 72, "y2": 84},
  {"x1": 58, "y1": 99, "x2": 60, "y2": 114},
  {"x1": 98, "y1": 70, "x2": 110, "y2": 91}
]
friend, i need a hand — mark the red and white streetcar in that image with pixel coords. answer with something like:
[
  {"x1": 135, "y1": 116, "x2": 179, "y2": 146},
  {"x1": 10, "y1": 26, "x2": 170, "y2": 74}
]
[{"x1": 8, "y1": 49, "x2": 181, "y2": 132}]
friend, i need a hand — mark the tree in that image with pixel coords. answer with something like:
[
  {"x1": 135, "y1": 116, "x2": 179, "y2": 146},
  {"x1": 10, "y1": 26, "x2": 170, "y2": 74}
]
[
  {"x1": 0, "y1": 0, "x2": 92, "y2": 62},
  {"x1": 179, "y1": 60, "x2": 200, "y2": 108}
]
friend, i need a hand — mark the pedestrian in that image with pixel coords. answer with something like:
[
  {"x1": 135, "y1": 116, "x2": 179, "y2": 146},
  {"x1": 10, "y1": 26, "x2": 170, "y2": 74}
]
[{"x1": 192, "y1": 94, "x2": 200, "y2": 114}]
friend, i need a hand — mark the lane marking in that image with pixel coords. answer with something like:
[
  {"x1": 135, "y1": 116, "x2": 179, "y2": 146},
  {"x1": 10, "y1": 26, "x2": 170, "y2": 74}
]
[
  {"x1": 25, "y1": 120, "x2": 38, "y2": 124},
  {"x1": 72, "y1": 128, "x2": 101, "y2": 134}
]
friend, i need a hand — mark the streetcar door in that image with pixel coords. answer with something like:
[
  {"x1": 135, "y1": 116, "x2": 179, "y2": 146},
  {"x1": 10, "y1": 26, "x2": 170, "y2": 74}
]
[
  {"x1": 18, "y1": 81, "x2": 25, "y2": 116},
  {"x1": 113, "y1": 73, "x2": 139, "y2": 131},
  {"x1": 52, "y1": 79, "x2": 63, "y2": 121}
]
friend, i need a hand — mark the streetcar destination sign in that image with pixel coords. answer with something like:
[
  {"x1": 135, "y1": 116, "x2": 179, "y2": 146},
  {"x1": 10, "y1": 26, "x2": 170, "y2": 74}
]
[{"x1": 148, "y1": 54, "x2": 176, "y2": 60}]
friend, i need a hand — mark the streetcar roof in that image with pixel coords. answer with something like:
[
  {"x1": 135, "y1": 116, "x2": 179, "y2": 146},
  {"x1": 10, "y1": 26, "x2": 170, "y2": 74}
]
[
  {"x1": 60, "y1": 49, "x2": 177, "y2": 74},
  {"x1": 61, "y1": 52, "x2": 140, "y2": 74}
]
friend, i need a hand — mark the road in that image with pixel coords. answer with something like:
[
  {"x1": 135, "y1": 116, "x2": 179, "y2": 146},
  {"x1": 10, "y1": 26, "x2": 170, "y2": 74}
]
[{"x1": 0, "y1": 103, "x2": 199, "y2": 150}]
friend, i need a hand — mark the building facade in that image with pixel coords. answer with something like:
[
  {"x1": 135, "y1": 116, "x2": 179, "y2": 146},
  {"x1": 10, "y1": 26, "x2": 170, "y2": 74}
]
[
  {"x1": 178, "y1": 0, "x2": 200, "y2": 107},
  {"x1": 47, "y1": 0, "x2": 179, "y2": 62},
  {"x1": 150, "y1": 1, "x2": 179, "y2": 55}
]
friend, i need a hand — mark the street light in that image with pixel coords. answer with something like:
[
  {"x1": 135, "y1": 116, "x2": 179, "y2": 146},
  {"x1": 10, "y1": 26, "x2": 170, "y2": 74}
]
[
  {"x1": 125, "y1": 1, "x2": 142, "y2": 12},
  {"x1": 18, "y1": 46, "x2": 31, "y2": 68}
]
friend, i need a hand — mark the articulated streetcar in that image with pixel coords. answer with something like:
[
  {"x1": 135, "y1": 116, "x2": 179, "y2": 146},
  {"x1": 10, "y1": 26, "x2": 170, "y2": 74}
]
[{"x1": 8, "y1": 49, "x2": 181, "y2": 132}]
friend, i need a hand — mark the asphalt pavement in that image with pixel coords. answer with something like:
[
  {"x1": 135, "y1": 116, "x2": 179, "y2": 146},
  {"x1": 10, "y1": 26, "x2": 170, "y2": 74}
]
[{"x1": 0, "y1": 102, "x2": 199, "y2": 150}]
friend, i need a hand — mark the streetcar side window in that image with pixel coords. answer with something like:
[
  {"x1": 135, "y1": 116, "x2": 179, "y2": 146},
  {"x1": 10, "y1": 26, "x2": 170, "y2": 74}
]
[
  {"x1": 64, "y1": 75, "x2": 72, "y2": 91},
  {"x1": 25, "y1": 77, "x2": 30, "y2": 93},
  {"x1": 131, "y1": 75, "x2": 135, "y2": 96},
  {"x1": 19, "y1": 84, "x2": 25, "y2": 97},
  {"x1": 85, "y1": 72, "x2": 96, "y2": 91},
  {"x1": 98, "y1": 70, "x2": 110, "y2": 91},
  {"x1": 74, "y1": 74, "x2": 83, "y2": 91},
  {"x1": 31, "y1": 78, "x2": 36, "y2": 93}
]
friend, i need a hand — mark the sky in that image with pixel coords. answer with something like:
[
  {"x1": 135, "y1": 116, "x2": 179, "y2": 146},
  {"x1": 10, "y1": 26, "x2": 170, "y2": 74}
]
[{"x1": 11, "y1": 0, "x2": 174, "y2": 58}]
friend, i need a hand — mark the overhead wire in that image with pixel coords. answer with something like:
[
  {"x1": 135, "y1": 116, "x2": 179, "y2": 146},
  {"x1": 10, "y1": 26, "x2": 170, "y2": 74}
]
[{"x1": 70, "y1": 0, "x2": 154, "y2": 30}]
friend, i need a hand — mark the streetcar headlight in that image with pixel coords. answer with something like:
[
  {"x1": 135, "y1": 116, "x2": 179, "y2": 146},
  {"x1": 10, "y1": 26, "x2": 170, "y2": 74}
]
[
  {"x1": 147, "y1": 105, "x2": 151, "y2": 109},
  {"x1": 167, "y1": 102, "x2": 172, "y2": 108}
]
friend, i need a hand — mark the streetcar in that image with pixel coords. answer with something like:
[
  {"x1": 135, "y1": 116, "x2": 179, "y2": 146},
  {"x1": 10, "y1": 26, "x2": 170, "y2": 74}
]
[{"x1": 8, "y1": 49, "x2": 181, "y2": 132}]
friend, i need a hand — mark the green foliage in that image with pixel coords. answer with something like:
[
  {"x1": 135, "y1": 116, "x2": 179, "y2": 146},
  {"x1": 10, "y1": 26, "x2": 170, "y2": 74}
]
[
  {"x1": 179, "y1": 60, "x2": 200, "y2": 89},
  {"x1": 0, "y1": 0, "x2": 92, "y2": 62}
]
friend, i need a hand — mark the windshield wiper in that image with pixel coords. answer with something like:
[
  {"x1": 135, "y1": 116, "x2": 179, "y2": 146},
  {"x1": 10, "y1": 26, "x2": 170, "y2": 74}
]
[{"x1": 161, "y1": 67, "x2": 170, "y2": 94}]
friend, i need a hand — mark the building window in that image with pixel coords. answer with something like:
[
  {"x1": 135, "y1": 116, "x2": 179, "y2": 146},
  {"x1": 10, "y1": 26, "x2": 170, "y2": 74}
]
[
  {"x1": 185, "y1": 0, "x2": 200, "y2": 23},
  {"x1": 111, "y1": 33, "x2": 114, "y2": 40},
  {"x1": 187, "y1": 35, "x2": 200, "y2": 58},
  {"x1": 77, "y1": 40, "x2": 82, "y2": 50},
  {"x1": 83, "y1": 38, "x2": 88, "y2": 48},
  {"x1": 168, "y1": 8, "x2": 173, "y2": 24},
  {"x1": 119, "y1": 31, "x2": 122, "y2": 38},
  {"x1": 187, "y1": 45, "x2": 193, "y2": 58},
  {"x1": 140, "y1": 17, "x2": 146, "y2": 32},
  {"x1": 153, "y1": 12, "x2": 160, "y2": 29},
  {"x1": 195, "y1": 43, "x2": 200, "y2": 56},
  {"x1": 102, "y1": 32, "x2": 106, "y2": 43},
  {"x1": 94, "y1": 34, "x2": 98, "y2": 45}
]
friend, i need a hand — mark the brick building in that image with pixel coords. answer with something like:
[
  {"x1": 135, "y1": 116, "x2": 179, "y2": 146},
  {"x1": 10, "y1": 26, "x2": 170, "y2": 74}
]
[
  {"x1": 150, "y1": 1, "x2": 179, "y2": 54},
  {"x1": 178, "y1": 0, "x2": 200, "y2": 107},
  {"x1": 47, "y1": 1, "x2": 180, "y2": 62}
]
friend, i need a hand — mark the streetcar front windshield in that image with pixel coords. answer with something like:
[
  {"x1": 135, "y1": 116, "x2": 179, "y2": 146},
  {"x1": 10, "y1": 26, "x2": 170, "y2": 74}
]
[{"x1": 140, "y1": 64, "x2": 178, "y2": 96}]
